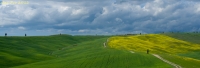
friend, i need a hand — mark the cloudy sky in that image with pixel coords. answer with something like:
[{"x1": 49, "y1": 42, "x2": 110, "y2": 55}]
[{"x1": 0, "y1": 0, "x2": 200, "y2": 36}]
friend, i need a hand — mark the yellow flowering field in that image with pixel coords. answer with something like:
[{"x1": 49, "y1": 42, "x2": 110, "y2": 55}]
[{"x1": 108, "y1": 34, "x2": 200, "y2": 54}]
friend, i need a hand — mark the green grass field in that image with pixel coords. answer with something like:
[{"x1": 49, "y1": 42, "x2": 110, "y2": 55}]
[
  {"x1": 1, "y1": 33, "x2": 200, "y2": 68},
  {"x1": 0, "y1": 35, "x2": 108, "y2": 68},
  {"x1": 13, "y1": 38, "x2": 171, "y2": 68}
]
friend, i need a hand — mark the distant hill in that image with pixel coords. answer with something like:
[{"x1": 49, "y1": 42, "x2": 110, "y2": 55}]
[{"x1": 163, "y1": 33, "x2": 200, "y2": 44}]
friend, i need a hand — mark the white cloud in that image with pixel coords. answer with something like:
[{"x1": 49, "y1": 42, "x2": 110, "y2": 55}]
[
  {"x1": 78, "y1": 29, "x2": 88, "y2": 32},
  {"x1": 18, "y1": 26, "x2": 26, "y2": 30},
  {"x1": 115, "y1": 18, "x2": 122, "y2": 22},
  {"x1": 71, "y1": 8, "x2": 85, "y2": 15},
  {"x1": 58, "y1": 6, "x2": 70, "y2": 13}
]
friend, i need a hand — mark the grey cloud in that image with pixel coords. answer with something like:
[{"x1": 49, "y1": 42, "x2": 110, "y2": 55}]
[{"x1": 1, "y1": 0, "x2": 200, "y2": 36}]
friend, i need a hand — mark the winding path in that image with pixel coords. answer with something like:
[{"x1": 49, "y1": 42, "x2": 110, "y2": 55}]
[
  {"x1": 103, "y1": 42, "x2": 106, "y2": 48},
  {"x1": 103, "y1": 38, "x2": 109, "y2": 48},
  {"x1": 152, "y1": 54, "x2": 182, "y2": 68},
  {"x1": 130, "y1": 51, "x2": 135, "y2": 53}
]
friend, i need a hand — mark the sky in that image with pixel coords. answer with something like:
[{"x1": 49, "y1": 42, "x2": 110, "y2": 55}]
[{"x1": 0, "y1": 0, "x2": 200, "y2": 36}]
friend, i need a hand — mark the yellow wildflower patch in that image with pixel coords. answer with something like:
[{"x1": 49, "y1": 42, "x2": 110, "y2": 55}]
[{"x1": 108, "y1": 34, "x2": 200, "y2": 54}]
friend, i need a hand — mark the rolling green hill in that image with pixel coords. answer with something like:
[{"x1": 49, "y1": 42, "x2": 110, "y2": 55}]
[
  {"x1": 13, "y1": 38, "x2": 171, "y2": 68},
  {"x1": 0, "y1": 35, "x2": 108, "y2": 68}
]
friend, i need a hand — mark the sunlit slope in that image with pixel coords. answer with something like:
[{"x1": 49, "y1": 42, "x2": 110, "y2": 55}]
[
  {"x1": 108, "y1": 34, "x2": 200, "y2": 54},
  {"x1": 159, "y1": 54, "x2": 200, "y2": 68},
  {"x1": 0, "y1": 35, "x2": 107, "y2": 68}
]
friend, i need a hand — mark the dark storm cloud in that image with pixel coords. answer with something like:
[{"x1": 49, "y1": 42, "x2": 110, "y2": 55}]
[{"x1": 1, "y1": 0, "x2": 200, "y2": 35}]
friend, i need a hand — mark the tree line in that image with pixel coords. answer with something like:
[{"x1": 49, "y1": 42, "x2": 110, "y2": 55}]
[{"x1": 4, "y1": 33, "x2": 27, "y2": 37}]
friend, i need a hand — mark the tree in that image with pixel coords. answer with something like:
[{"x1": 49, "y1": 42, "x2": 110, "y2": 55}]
[
  {"x1": 5, "y1": 33, "x2": 7, "y2": 37},
  {"x1": 25, "y1": 33, "x2": 27, "y2": 36}
]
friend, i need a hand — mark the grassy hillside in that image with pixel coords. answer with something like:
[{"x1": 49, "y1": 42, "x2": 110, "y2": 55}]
[
  {"x1": 163, "y1": 33, "x2": 200, "y2": 44},
  {"x1": 0, "y1": 35, "x2": 107, "y2": 68},
  {"x1": 108, "y1": 34, "x2": 200, "y2": 68},
  {"x1": 14, "y1": 38, "x2": 172, "y2": 68},
  {"x1": 163, "y1": 33, "x2": 200, "y2": 61},
  {"x1": 2, "y1": 33, "x2": 200, "y2": 68}
]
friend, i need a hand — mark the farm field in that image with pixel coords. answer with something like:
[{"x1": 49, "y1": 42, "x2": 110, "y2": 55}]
[{"x1": 0, "y1": 33, "x2": 200, "y2": 68}]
